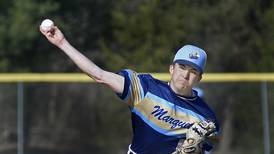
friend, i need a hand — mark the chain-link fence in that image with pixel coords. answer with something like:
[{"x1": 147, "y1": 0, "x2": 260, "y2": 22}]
[{"x1": 0, "y1": 73, "x2": 273, "y2": 154}]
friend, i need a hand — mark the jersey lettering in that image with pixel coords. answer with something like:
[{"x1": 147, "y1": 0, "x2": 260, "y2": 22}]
[{"x1": 151, "y1": 105, "x2": 192, "y2": 129}]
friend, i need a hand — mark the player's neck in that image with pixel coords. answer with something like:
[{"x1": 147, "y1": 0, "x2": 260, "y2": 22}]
[{"x1": 168, "y1": 82, "x2": 193, "y2": 97}]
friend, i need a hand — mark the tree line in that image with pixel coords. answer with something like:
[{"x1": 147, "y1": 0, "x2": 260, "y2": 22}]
[{"x1": 0, "y1": 0, "x2": 273, "y2": 154}]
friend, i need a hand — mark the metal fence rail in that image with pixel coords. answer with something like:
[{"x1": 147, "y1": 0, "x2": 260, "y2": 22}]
[{"x1": 1, "y1": 73, "x2": 274, "y2": 82}]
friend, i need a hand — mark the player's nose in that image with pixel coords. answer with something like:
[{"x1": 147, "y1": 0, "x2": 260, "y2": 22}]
[{"x1": 182, "y1": 70, "x2": 190, "y2": 79}]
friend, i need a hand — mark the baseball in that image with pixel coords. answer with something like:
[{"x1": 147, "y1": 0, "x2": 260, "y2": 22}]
[{"x1": 40, "y1": 19, "x2": 54, "y2": 32}]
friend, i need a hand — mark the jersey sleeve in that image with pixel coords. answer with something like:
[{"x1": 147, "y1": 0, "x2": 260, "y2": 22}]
[{"x1": 116, "y1": 69, "x2": 148, "y2": 108}]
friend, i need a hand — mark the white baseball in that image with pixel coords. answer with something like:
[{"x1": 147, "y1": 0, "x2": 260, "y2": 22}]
[{"x1": 40, "y1": 19, "x2": 54, "y2": 32}]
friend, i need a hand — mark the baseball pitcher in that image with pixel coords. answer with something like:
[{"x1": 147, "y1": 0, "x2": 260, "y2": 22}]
[{"x1": 40, "y1": 21, "x2": 220, "y2": 154}]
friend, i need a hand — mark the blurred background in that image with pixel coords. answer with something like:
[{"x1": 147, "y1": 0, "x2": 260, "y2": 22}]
[{"x1": 0, "y1": 0, "x2": 274, "y2": 153}]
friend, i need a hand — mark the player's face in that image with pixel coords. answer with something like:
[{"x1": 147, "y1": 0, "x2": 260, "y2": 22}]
[{"x1": 169, "y1": 63, "x2": 202, "y2": 94}]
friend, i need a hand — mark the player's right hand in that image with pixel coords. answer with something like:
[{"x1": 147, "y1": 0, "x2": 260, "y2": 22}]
[{"x1": 39, "y1": 26, "x2": 66, "y2": 47}]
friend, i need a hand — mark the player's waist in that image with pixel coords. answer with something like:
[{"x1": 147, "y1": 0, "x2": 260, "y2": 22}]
[
  {"x1": 127, "y1": 143, "x2": 177, "y2": 154},
  {"x1": 127, "y1": 144, "x2": 137, "y2": 154}
]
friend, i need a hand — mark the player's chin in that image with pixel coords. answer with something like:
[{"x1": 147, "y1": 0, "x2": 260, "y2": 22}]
[
  {"x1": 178, "y1": 81, "x2": 189, "y2": 88},
  {"x1": 176, "y1": 84, "x2": 188, "y2": 90}
]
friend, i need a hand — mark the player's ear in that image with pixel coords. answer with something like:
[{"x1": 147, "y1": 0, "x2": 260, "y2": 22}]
[
  {"x1": 169, "y1": 64, "x2": 174, "y2": 75},
  {"x1": 197, "y1": 74, "x2": 202, "y2": 82}
]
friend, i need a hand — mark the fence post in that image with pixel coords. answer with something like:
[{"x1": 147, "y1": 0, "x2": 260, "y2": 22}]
[
  {"x1": 17, "y1": 82, "x2": 24, "y2": 154},
  {"x1": 261, "y1": 81, "x2": 270, "y2": 154}
]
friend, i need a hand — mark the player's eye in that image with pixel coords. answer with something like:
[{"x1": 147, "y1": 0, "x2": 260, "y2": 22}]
[
  {"x1": 190, "y1": 69, "x2": 199, "y2": 75},
  {"x1": 179, "y1": 64, "x2": 187, "y2": 70}
]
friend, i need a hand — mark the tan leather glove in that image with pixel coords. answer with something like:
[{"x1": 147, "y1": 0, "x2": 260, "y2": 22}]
[{"x1": 172, "y1": 120, "x2": 216, "y2": 154}]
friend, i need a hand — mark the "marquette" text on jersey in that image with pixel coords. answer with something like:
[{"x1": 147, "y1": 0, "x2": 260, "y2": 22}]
[{"x1": 151, "y1": 105, "x2": 192, "y2": 129}]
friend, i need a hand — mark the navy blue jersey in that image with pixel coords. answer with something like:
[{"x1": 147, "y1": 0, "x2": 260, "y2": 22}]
[{"x1": 117, "y1": 69, "x2": 219, "y2": 154}]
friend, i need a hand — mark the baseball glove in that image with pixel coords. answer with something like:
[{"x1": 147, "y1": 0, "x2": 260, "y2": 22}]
[{"x1": 172, "y1": 120, "x2": 216, "y2": 154}]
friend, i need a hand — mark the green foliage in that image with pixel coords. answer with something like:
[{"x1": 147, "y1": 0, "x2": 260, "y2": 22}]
[
  {"x1": 253, "y1": 2, "x2": 274, "y2": 72},
  {"x1": 99, "y1": 0, "x2": 274, "y2": 72},
  {"x1": 1, "y1": 0, "x2": 274, "y2": 72},
  {"x1": 0, "y1": 0, "x2": 58, "y2": 71},
  {"x1": 101, "y1": 0, "x2": 192, "y2": 72}
]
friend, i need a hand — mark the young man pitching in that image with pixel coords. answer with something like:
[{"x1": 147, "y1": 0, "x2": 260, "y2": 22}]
[{"x1": 40, "y1": 21, "x2": 219, "y2": 154}]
